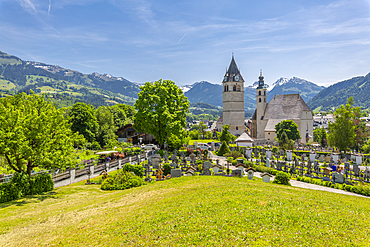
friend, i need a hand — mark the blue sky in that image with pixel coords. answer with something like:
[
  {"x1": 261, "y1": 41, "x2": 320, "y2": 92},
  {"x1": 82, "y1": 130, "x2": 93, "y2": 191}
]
[{"x1": 1, "y1": 0, "x2": 370, "y2": 87}]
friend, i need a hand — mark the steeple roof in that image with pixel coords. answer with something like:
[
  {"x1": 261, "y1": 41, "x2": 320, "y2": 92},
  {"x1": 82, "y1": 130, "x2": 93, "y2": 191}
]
[{"x1": 223, "y1": 55, "x2": 244, "y2": 82}]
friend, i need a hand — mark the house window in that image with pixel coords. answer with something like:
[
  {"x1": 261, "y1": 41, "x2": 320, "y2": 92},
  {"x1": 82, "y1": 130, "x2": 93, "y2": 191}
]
[
  {"x1": 236, "y1": 127, "x2": 238, "y2": 130},
  {"x1": 233, "y1": 85, "x2": 236, "y2": 91},
  {"x1": 259, "y1": 98, "x2": 261, "y2": 102}
]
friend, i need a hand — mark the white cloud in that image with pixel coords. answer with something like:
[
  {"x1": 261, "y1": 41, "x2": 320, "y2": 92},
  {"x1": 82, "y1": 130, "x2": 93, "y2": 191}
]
[{"x1": 17, "y1": 0, "x2": 37, "y2": 15}]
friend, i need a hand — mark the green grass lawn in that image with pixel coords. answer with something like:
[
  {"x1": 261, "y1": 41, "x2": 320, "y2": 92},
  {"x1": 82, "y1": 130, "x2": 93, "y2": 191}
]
[{"x1": 1, "y1": 176, "x2": 369, "y2": 246}]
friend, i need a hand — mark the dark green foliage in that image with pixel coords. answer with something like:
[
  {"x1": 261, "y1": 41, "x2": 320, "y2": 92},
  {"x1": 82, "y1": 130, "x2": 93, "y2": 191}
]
[
  {"x1": 224, "y1": 150, "x2": 243, "y2": 160},
  {"x1": 0, "y1": 172, "x2": 54, "y2": 203},
  {"x1": 275, "y1": 120, "x2": 301, "y2": 141},
  {"x1": 278, "y1": 131, "x2": 294, "y2": 151},
  {"x1": 217, "y1": 141, "x2": 230, "y2": 156},
  {"x1": 162, "y1": 163, "x2": 172, "y2": 176},
  {"x1": 123, "y1": 147, "x2": 142, "y2": 156},
  {"x1": 313, "y1": 127, "x2": 327, "y2": 147},
  {"x1": 121, "y1": 163, "x2": 144, "y2": 178},
  {"x1": 219, "y1": 125, "x2": 236, "y2": 144},
  {"x1": 308, "y1": 72, "x2": 370, "y2": 111},
  {"x1": 273, "y1": 171, "x2": 291, "y2": 185},
  {"x1": 69, "y1": 102, "x2": 98, "y2": 143},
  {"x1": 254, "y1": 165, "x2": 277, "y2": 175},
  {"x1": 101, "y1": 170, "x2": 143, "y2": 190}
]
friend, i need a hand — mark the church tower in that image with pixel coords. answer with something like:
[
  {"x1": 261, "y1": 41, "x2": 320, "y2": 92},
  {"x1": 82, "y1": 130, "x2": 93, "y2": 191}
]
[
  {"x1": 221, "y1": 55, "x2": 245, "y2": 136},
  {"x1": 256, "y1": 71, "x2": 267, "y2": 139}
]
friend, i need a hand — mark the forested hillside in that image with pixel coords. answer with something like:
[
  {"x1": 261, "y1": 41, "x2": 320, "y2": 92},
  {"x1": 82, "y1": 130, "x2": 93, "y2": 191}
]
[{"x1": 308, "y1": 73, "x2": 370, "y2": 111}]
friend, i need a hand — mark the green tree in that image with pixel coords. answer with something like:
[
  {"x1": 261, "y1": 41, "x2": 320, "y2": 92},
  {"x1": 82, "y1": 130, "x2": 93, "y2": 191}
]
[
  {"x1": 69, "y1": 102, "x2": 98, "y2": 143},
  {"x1": 278, "y1": 131, "x2": 294, "y2": 151},
  {"x1": 313, "y1": 127, "x2": 327, "y2": 147},
  {"x1": 109, "y1": 104, "x2": 136, "y2": 128},
  {"x1": 95, "y1": 106, "x2": 118, "y2": 148},
  {"x1": 327, "y1": 97, "x2": 364, "y2": 152},
  {"x1": 275, "y1": 120, "x2": 301, "y2": 141},
  {"x1": 133, "y1": 79, "x2": 189, "y2": 148},
  {"x1": 0, "y1": 92, "x2": 83, "y2": 177},
  {"x1": 219, "y1": 125, "x2": 236, "y2": 144},
  {"x1": 217, "y1": 141, "x2": 230, "y2": 156}
]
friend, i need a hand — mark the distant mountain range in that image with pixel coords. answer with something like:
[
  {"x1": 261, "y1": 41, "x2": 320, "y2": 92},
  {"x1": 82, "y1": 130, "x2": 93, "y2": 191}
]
[
  {"x1": 1, "y1": 50, "x2": 369, "y2": 113},
  {"x1": 181, "y1": 77, "x2": 324, "y2": 116}
]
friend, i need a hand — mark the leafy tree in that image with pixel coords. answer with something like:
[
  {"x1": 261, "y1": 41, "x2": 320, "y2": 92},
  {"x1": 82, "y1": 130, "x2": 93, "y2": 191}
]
[
  {"x1": 69, "y1": 102, "x2": 98, "y2": 143},
  {"x1": 275, "y1": 120, "x2": 301, "y2": 141},
  {"x1": 95, "y1": 106, "x2": 118, "y2": 148},
  {"x1": 313, "y1": 127, "x2": 327, "y2": 147},
  {"x1": 278, "y1": 131, "x2": 294, "y2": 151},
  {"x1": 327, "y1": 97, "x2": 365, "y2": 152},
  {"x1": 0, "y1": 92, "x2": 83, "y2": 177},
  {"x1": 134, "y1": 79, "x2": 189, "y2": 148},
  {"x1": 219, "y1": 125, "x2": 236, "y2": 144},
  {"x1": 188, "y1": 129, "x2": 200, "y2": 140},
  {"x1": 109, "y1": 104, "x2": 136, "y2": 128},
  {"x1": 362, "y1": 139, "x2": 370, "y2": 154}
]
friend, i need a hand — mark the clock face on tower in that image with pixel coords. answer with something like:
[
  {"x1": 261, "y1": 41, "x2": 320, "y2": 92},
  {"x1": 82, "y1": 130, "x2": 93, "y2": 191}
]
[
  {"x1": 224, "y1": 76, "x2": 228, "y2": 82},
  {"x1": 235, "y1": 75, "x2": 239, "y2": 81}
]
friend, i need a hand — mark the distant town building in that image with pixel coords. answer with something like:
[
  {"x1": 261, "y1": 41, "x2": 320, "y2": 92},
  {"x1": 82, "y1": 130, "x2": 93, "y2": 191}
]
[{"x1": 250, "y1": 72, "x2": 313, "y2": 144}]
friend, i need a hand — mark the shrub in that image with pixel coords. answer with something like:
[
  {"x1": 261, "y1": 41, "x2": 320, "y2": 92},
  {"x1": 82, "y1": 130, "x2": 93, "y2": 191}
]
[
  {"x1": 157, "y1": 149, "x2": 164, "y2": 157},
  {"x1": 0, "y1": 172, "x2": 54, "y2": 203},
  {"x1": 122, "y1": 163, "x2": 145, "y2": 178},
  {"x1": 217, "y1": 141, "x2": 230, "y2": 156},
  {"x1": 162, "y1": 163, "x2": 171, "y2": 176},
  {"x1": 101, "y1": 170, "x2": 143, "y2": 190},
  {"x1": 224, "y1": 150, "x2": 243, "y2": 160},
  {"x1": 254, "y1": 165, "x2": 277, "y2": 175},
  {"x1": 273, "y1": 171, "x2": 291, "y2": 185}
]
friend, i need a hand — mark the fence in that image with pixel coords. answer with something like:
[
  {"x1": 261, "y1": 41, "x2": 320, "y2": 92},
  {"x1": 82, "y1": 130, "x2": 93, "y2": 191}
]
[{"x1": 0, "y1": 153, "x2": 149, "y2": 188}]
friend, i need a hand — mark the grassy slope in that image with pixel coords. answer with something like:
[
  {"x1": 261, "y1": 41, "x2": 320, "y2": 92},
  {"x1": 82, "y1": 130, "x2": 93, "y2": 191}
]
[{"x1": 1, "y1": 176, "x2": 369, "y2": 246}]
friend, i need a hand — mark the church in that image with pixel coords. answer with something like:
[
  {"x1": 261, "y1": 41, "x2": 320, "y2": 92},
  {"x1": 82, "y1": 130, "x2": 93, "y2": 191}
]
[
  {"x1": 250, "y1": 72, "x2": 313, "y2": 144},
  {"x1": 217, "y1": 55, "x2": 313, "y2": 144}
]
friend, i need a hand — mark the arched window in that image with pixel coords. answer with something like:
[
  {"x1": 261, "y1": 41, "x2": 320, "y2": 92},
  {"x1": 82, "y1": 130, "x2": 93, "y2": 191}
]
[
  {"x1": 259, "y1": 91, "x2": 261, "y2": 96},
  {"x1": 264, "y1": 98, "x2": 266, "y2": 102},
  {"x1": 233, "y1": 85, "x2": 236, "y2": 91},
  {"x1": 236, "y1": 85, "x2": 241, "y2": 91},
  {"x1": 236, "y1": 127, "x2": 238, "y2": 130},
  {"x1": 259, "y1": 98, "x2": 261, "y2": 102},
  {"x1": 226, "y1": 85, "x2": 229, "y2": 91},
  {"x1": 224, "y1": 86, "x2": 226, "y2": 92},
  {"x1": 306, "y1": 124, "x2": 308, "y2": 131},
  {"x1": 264, "y1": 91, "x2": 266, "y2": 96}
]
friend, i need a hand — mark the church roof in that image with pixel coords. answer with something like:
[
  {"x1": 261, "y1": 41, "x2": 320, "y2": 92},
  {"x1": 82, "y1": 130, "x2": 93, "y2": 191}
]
[
  {"x1": 235, "y1": 132, "x2": 254, "y2": 142},
  {"x1": 264, "y1": 119, "x2": 286, "y2": 132},
  {"x1": 264, "y1": 94, "x2": 311, "y2": 120},
  {"x1": 224, "y1": 55, "x2": 244, "y2": 82}
]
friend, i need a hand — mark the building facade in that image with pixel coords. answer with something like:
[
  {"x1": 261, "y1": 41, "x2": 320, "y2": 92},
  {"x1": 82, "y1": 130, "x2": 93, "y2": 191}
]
[
  {"x1": 216, "y1": 55, "x2": 245, "y2": 136},
  {"x1": 251, "y1": 73, "x2": 313, "y2": 144}
]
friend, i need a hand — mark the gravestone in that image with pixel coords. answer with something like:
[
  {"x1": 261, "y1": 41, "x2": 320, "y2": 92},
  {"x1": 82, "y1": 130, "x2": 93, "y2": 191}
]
[
  {"x1": 306, "y1": 160, "x2": 312, "y2": 176},
  {"x1": 286, "y1": 150, "x2": 292, "y2": 161},
  {"x1": 246, "y1": 168, "x2": 255, "y2": 180},
  {"x1": 332, "y1": 153, "x2": 339, "y2": 164},
  {"x1": 203, "y1": 161, "x2": 212, "y2": 175},
  {"x1": 266, "y1": 158, "x2": 270, "y2": 168},
  {"x1": 364, "y1": 167, "x2": 370, "y2": 182},
  {"x1": 189, "y1": 153, "x2": 196, "y2": 166},
  {"x1": 245, "y1": 149, "x2": 252, "y2": 159},
  {"x1": 294, "y1": 156, "x2": 299, "y2": 167},
  {"x1": 325, "y1": 155, "x2": 331, "y2": 163},
  {"x1": 164, "y1": 151, "x2": 169, "y2": 163},
  {"x1": 310, "y1": 152, "x2": 316, "y2": 162},
  {"x1": 319, "y1": 155, "x2": 324, "y2": 163},
  {"x1": 353, "y1": 164, "x2": 360, "y2": 177},
  {"x1": 276, "y1": 161, "x2": 282, "y2": 171},
  {"x1": 170, "y1": 162, "x2": 178, "y2": 169},
  {"x1": 171, "y1": 169, "x2": 182, "y2": 178},
  {"x1": 332, "y1": 172, "x2": 344, "y2": 184},
  {"x1": 344, "y1": 162, "x2": 350, "y2": 176},
  {"x1": 356, "y1": 155, "x2": 363, "y2": 166},
  {"x1": 231, "y1": 169, "x2": 242, "y2": 177},
  {"x1": 314, "y1": 161, "x2": 320, "y2": 174},
  {"x1": 266, "y1": 150, "x2": 272, "y2": 159},
  {"x1": 211, "y1": 142, "x2": 215, "y2": 151}
]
